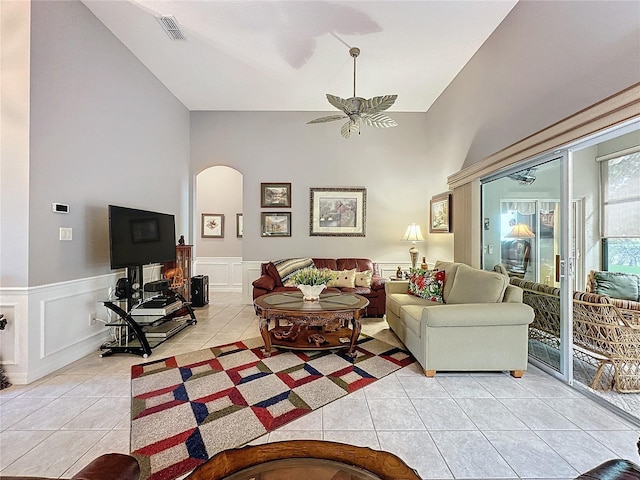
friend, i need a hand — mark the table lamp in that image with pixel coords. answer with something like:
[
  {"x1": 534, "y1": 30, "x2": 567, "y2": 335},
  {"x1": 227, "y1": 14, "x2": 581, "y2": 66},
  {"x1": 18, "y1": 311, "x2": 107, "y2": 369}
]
[
  {"x1": 505, "y1": 223, "x2": 535, "y2": 264},
  {"x1": 401, "y1": 223, "x2": 425, "y2": 270}
]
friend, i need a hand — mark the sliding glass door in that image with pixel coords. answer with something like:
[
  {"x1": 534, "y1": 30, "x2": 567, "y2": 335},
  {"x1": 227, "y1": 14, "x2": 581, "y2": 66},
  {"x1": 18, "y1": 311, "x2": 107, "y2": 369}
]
[{"x1": 481, "y1": 154, "x2": 573, "y2": 380}]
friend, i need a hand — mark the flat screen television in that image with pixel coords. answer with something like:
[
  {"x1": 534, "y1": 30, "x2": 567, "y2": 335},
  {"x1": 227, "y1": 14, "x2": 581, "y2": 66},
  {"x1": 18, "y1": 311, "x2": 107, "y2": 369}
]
[{"x1": 108, "y1": 205, "x2": 176, "y2": 269}]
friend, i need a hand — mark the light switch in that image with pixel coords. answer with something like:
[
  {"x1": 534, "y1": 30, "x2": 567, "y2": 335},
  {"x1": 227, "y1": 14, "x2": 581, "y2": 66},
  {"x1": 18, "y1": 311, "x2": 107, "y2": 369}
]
[
  {"x1": 59, "y1": 227, "x2": 72, "y2": 241},
  {"x1": 488, "y1": 244, "x2": 494, "y2": 254}
]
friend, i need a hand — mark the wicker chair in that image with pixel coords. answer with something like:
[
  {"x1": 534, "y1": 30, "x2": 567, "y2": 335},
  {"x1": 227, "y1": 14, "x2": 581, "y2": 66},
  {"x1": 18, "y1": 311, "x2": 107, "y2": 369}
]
[
  {"x1": 573, "y1": 298, "x2": 640, "y2": 393},
  {"x1": 509, "y1": 276, "x2": 640, "y2": 393}
]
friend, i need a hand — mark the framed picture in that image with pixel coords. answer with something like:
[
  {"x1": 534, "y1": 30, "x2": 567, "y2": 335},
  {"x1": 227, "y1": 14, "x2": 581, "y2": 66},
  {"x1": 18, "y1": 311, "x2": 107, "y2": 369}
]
[
  {"x1": 201, "y1": 213, "x2": 224, "y2": 238},
  {"x1": 261, "y1": 212, "x2": 291, "y2": 237},
  {"x1": 236, "y1": 213, "x2": 243, "y2": 238},
  {"x1": 261, "y1": 182, "x2": 291, "y2": 208},
  {"x1": 309, "y1": 187, "x2": 366, "y2": 237},
  {"x1": 430, "y1": 192, "x2": 451, "y2": 233}
]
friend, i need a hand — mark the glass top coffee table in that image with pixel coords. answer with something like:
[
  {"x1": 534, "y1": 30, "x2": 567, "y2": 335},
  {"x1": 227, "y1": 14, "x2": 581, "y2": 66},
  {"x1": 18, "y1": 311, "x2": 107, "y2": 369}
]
[{"x1": 253, "y1": 292, "x2": 369, "y2": 357}]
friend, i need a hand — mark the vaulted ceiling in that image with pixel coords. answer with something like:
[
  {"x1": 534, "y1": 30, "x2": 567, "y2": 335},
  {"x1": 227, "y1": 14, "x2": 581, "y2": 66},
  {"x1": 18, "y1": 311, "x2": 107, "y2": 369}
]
[{"x1": 82, "y1": 0, "x2": 518, "y2": 112}]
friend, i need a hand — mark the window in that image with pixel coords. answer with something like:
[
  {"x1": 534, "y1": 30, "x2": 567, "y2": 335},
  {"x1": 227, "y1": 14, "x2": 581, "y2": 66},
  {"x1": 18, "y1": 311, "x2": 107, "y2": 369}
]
[{"x1": 600, "y1": 150, "x2": 640, "y2": 273}]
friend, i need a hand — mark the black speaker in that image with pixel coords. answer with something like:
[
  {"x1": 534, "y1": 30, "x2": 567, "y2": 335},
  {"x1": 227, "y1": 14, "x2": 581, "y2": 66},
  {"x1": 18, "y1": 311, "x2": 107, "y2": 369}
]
[
  {"x1": 191, "y1": 275, "x2": 209, "y2": 307},
  {"x1": 115, "y1": 278, "x2": 131, "y2": 300}
]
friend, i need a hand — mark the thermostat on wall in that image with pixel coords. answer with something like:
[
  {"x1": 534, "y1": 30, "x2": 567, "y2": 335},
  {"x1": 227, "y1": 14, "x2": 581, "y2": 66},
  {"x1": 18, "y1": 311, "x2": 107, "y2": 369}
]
[{"x1": 52, "y1": 203, "x2": 69, "y2": 213}]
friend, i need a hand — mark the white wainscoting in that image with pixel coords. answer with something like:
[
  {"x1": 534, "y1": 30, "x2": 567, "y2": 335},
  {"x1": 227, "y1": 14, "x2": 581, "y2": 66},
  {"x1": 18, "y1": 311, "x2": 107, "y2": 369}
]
[
  {"x1": 194, "y1": 257, "x2": 243, "y2": 294},
  {"x1": 0, "y1": 272, "x2": 122, "y2": 385}
]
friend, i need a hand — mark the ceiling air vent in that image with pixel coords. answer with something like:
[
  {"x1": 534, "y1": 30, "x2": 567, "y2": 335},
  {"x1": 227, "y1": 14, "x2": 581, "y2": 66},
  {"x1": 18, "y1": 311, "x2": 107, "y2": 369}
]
[{"x1": 156, "y1": 15, "x2": 186, "y2": 40}]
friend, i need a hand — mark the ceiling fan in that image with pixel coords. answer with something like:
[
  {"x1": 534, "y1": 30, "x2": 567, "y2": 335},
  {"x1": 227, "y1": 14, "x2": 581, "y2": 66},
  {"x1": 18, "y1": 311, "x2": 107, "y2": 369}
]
[{"x1": 307, "y1": 47, "x2": 398, "y2": 139}]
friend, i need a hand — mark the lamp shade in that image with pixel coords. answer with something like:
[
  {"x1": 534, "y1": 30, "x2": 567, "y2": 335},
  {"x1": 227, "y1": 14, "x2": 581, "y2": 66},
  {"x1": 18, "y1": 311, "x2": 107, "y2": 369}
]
[
  {"x1": 506, "y1": 223, "x2": 535, "y2": 239},
  {"x1": 401, "y1": 224, "x2": 425, "y2": 242}
]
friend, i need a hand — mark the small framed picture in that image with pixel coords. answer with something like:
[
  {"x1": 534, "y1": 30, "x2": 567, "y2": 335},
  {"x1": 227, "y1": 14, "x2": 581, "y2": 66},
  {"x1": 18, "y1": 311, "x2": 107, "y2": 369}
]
[
  {"x1": 261, "y1": 212, "x2": 291, "y2": 237},
  {"x1": 430, "y1": 192, "x2": 451, "y2": 233},
  {"x1": 309, "y1": 187, "x2": 366, "y2": 237},
  {"x1": 261, "y1": 183, "x2": 291, "y2": 208},
  {"x1": 236, "y1": 213, "x2": 243, "y2": 238},
  {"x1": 202, "y1": 213, "x2": 224, "y2": 238}
]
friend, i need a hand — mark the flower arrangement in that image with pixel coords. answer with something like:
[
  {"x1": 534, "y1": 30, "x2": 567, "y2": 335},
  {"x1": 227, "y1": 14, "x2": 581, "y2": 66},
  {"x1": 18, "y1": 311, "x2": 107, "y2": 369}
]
[{"x1": 289, "y1": 267, "x2": 336, "y2": 286}]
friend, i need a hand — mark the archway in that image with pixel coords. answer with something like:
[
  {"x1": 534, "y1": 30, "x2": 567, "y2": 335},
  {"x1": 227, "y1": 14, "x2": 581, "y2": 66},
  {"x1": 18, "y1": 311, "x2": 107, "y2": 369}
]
[{"x1": 194, "y1": 166, "x2": 243, "y2": 293}]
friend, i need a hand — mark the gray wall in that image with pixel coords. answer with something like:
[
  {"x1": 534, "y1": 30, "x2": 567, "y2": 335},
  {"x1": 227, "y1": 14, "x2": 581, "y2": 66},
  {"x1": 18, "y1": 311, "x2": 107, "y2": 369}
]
[
  {"x1": 0, "y1": 1, "x2": 31, "y2": 287},
  {"x1": 27, "y1": 0, "x2": 190, "y2": 286},
  {"x1": 424, "y1": 0, "x2": 640, "y2": 172},
  {"x1": 190, "y1": 111, "x2": 456, "y2": 264}
]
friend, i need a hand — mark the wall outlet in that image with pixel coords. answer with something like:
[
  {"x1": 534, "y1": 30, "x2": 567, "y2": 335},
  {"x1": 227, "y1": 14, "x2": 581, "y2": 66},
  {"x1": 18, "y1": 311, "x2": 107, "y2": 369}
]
[{"x1": 89, "y1": 312, "x2": 97, "y2": 326}]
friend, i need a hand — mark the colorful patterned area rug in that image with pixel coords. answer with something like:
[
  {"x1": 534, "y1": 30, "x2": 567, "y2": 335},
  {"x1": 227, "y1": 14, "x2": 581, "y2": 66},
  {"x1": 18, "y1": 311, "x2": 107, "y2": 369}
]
[
  {"x1": 131, "y1": 335, "x2": 414, "y2": 480},
  {"x1": 130, "y1": 335, "x2": 414, "y2": 480}
]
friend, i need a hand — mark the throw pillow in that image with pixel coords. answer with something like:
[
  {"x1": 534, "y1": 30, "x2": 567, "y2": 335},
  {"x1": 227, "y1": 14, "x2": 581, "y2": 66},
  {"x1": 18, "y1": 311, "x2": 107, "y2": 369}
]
[
  {"x1": 355, "y1": 270, "x2": 373, "y2": 287},
  {"x1": 328, "y1": 269, "x2": 356, "y2": 288},
  {"x1": 593, "y1": 271, "x2": 639, "y2": 301},
  {"x1": 407, "y1": 269, "x2": 445, "y2": 302}
]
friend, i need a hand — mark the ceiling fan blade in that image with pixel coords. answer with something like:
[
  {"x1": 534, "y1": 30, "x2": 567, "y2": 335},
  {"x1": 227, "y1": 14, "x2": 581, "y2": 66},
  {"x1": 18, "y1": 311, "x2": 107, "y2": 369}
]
[
  {"x1": 361, "y1": 112, "x2": 398, "y2": 128},
  {"x1": 307, "y1": 114, "x2": 347, "y2": 124},
  {"x1": 361, "y1": 95, "x2": 398, "y2": 113},
  {"x1": 341, "y1": 119, "x2": 359, "y2": 139},
  {"x1": 326, "y1": 94, "x2": 351, "y2": 114}
]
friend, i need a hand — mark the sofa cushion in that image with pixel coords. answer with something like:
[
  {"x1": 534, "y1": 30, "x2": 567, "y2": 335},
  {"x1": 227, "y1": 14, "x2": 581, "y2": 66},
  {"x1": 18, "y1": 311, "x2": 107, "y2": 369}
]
[
  {"x1": 341, "y1": 286, "x2": 372, "y2": 295},
  {"x1": 328, "y1": 269, "x2": 356, "y2": 288},
  {"x1": 446, "y1": 264, "x2": 508, "y2": 304},
  {"x1": 312, "y1": 258, "x2": 338, "y2": 270},
  {"x1": 253, "y1": 275, "x2": 275, "y2": 291},
  {"x1": 592, "y1": 271, "x2": 640, "y2": 301},
  {"x1": 387, "y1": 292, "x2": 438, "y2": 317},
  {"x1": 408, "y1": 269, "x2": 445, "y2": 302},
  {"x1": 355, "y1": 270, "x2": 373, "y2": 287},
  {"x1": 434, "y1": 260, "x2": 462, "y2": 303},
  {"x1": 337, "y1": 258, "x2": 374, "y2": 272},
  {"x1": 266, "y1": 262, "x2": 283, "y2": 287}
]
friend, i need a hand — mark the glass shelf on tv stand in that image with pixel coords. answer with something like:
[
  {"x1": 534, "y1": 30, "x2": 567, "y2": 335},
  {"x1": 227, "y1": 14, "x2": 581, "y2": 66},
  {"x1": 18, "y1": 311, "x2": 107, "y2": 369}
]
[{"x1": 99, "y1": 294, "x2": 196, "y2": 358}]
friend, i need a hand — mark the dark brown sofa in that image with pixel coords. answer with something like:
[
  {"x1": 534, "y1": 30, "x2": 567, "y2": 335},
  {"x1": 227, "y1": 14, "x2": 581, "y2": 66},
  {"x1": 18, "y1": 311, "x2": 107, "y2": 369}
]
[
  {"x1": 1, "y1": 453, "x2": 140, "y2": 480},
  {"x1": 252, "y1": 258, "x2": 386, "y2": 317}
]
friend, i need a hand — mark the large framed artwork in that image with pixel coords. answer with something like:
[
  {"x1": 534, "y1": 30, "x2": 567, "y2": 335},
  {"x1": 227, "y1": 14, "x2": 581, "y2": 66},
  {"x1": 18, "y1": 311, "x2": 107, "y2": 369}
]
[
  {"x1": 309, "y1": 187, "x2": 366, "y2": 237},
  {"x1": 202, "y1": 213, "x2": 224, "y2": 238},
  {"x1": 430, "y1": 192, "x2": 451, "y2": 233},
  {"x1": 261, "y1": 183, "x2": 291, "y2": 208},
  {"x1": 261, "y1": 212, "x2": 291, "y2": 237}
]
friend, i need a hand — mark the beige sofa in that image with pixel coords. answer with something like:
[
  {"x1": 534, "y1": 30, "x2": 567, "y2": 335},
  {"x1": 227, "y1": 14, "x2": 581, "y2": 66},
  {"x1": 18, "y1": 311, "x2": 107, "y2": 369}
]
[{"x1": 385, "y1": 261, "x2": 534, "y2": 377}]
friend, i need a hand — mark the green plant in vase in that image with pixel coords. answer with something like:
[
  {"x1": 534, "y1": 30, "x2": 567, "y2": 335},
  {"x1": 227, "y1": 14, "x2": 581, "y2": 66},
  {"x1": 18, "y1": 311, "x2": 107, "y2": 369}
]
[{"x1": 289, "y1": 267, "x2": 336, "y2": 301}]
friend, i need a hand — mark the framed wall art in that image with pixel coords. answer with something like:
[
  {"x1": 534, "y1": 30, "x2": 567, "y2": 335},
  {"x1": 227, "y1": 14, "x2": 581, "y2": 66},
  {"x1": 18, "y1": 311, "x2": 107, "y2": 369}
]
[
  {"x1": 202, "y1": 213, "x2": 224, "y2": 238},
  {"x1": 261, "y1": 212, "x2": 291, "y2": 237},
  {"x1": 309, "y1": 187, "x2": 366, "y2": 237},
  {"x1": 236, "y1": 213, "x2": 243, "y2": 238},
  {"x1": 430, "y1": 192, "x2": 451, "y2": 233},
  {"x1": 261, "y1": 182, "x2": 291, "y2": 208}
]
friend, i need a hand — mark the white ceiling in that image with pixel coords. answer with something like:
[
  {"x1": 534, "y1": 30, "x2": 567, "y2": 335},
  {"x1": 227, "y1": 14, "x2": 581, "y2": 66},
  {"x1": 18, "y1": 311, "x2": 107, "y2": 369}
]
[{"x1": 81, "y1": 0, "x2": 518, "y2": 112}]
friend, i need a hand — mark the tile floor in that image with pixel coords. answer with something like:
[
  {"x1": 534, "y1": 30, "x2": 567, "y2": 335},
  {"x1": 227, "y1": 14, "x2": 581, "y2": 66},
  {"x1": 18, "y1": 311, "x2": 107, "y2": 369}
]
[{"x1": 1, "y1": 292, "x2": 639, "y2": 479}]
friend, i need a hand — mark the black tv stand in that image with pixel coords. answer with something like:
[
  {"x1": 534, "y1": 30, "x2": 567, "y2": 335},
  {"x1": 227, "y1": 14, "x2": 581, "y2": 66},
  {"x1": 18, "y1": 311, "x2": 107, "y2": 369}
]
[{"x1": 99, "y1": 266, "x2": 197, "y2": 358}]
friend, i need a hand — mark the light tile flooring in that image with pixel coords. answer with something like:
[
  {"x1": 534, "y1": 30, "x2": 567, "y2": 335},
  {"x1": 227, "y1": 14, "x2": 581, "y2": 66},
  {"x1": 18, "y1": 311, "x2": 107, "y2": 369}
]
[{"x1": 1, "y1": 292, "x2": 639, "y2": 479}]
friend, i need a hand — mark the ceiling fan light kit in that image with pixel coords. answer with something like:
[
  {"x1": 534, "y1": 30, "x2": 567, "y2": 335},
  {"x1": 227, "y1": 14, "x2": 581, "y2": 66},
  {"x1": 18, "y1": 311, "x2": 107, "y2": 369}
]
[{"x1": 308, "y1": 47, "x2": 398, "y2": 139}]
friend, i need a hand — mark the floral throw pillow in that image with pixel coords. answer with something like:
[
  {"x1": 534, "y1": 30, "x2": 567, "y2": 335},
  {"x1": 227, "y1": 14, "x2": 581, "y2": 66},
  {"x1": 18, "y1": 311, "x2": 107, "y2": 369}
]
[{"x1": 408, "y1": 269, "x2": 445, "y2": 302}]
